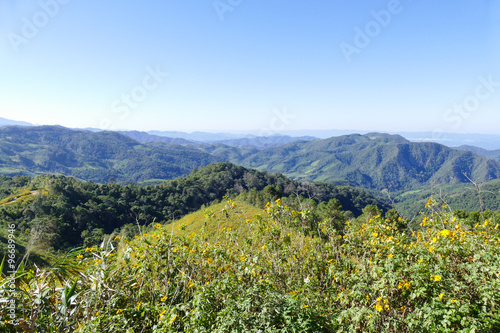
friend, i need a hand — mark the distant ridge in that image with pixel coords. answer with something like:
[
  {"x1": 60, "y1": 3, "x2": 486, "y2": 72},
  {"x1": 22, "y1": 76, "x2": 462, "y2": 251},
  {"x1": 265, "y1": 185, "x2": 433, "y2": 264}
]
[
  {"x1": 0, "y1": 125, "x2": 221, "y2": 183},
  {"x1": 0, "y1": 117, "x2": 32, "y2": 127},
  {"x1": 454, "y1": 145, "x2": 500, "y2": 161},
  {"x1": 231, "y1": 133, "x2": 500, "y2": 191},
  {"x1": 119, "y1": 130, "x2": 195, "y2": 145},
  {"x1": 1, "y1": 126, "x2": 500, "y2": 193}
]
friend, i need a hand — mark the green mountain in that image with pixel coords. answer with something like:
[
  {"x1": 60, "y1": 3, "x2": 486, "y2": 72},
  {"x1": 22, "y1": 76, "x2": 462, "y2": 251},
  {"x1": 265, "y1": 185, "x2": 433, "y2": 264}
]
[
  {"x1": 2, "y1": 126, "x2": 500, "y2": 197},
  {"x1": 454, "y1": 145, "x2": 500, "y2": 161},
  {"x1": 210, "y1": 135, "x2": 318, "y2": 149},
  {"x1": 0, "y1": 126, "x2": 221, "y2": 183},
  {"x1": 232, "y1": 133, "x2": 500, "y2": 191},
  {"x1": 118, "y1": 130, "x2": 195, "y2": 145}
]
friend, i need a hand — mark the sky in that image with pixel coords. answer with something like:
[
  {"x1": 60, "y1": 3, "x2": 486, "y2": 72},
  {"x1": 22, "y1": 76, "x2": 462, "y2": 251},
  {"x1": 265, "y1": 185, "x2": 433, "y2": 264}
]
[{"x1": 1, "y1": 0, "x2": 499, "y2": 135}]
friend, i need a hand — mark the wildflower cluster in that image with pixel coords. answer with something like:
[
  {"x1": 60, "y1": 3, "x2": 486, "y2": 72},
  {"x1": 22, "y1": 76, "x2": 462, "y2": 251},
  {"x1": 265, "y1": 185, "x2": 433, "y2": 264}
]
[{"x1": 0, "y1": 198, "x2": 499, "y2": 332}]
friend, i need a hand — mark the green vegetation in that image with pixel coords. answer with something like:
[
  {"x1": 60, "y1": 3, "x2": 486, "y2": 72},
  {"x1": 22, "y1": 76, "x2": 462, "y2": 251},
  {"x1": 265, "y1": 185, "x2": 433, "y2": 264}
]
[
  {"x1": 2, "y1": 126, "x2": 500, "y2": 331},
  {"x1": 2, "y1": 127, "x2": 500, "y2": 197},
  {"x1": 231, "y1": 133, "x2": 500, "y2": 192},
  {"x1": 1, "y1": 197, "x2": 499, "y2": 332},
  {"x1": 0, "y1": 163, "x2": 389, "y2": 263},
  {"x1": 0, "y1": 126, "x2": 221, "y2": 183}
]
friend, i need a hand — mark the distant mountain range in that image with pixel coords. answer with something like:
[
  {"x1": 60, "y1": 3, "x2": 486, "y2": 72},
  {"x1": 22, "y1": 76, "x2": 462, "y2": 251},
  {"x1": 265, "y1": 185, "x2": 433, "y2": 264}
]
[
  {"x1": 227, "y1": 133, "x2": 500, "y2": 191},
  {"x1": 0, "y1": 117, "x2": 32, "y2": 127},
  {"x1": 1, "y1": 125, "x2": 500, "y2": 194},
  {"x1": 0, "y1": 126, "x2": 221, "y2": 182},
  {"x1": 454, "y1": 145, "x2": 500, "y2": 161},
  {"x1": 1, "y1": 117, "x2": 500, "y2": 149},
  {"x1": 118, "y1": 130, "x2": 318, "y2": 150}
]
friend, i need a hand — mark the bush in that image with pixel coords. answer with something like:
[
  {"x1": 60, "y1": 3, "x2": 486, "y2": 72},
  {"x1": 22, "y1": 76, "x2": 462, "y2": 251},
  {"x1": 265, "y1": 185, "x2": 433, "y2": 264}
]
[{"x1": 1, "y1": 198, "x2": 499, "y2": 332}]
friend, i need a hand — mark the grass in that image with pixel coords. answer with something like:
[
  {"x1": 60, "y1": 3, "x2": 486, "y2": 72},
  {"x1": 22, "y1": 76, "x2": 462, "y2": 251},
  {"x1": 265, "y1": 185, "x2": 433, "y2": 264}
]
[{"x1": 171, "y1": 200, "x2": 262, "y2": 241}]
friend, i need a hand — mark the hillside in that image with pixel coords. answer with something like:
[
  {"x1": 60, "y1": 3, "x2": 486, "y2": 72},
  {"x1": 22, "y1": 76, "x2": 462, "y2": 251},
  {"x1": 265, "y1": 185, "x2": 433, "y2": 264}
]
[
  {"x1": 172, "y1": 200, "x2": 262, "y2": 241},
  {"x1": 0, "y1": 163, "x2": 389, "y2": 255},
  {"x1": 233, "y1": 133, "x2": 500, "y2": 191},
  {"x1": 2, "y1": 126, "x2": 500, "y2": 197},
  {"x1": 211, "y1": 135, "x2": 318, "y2": 149},
  {"x1": 454, "y1": 145, "x2": 500, "y2": 161},
  {"x1": 119, "y1": 130, "x2": 195, "y2": 145},
  {"x1": 0, "y1": 126, "x2": 220, "y2": 183}
]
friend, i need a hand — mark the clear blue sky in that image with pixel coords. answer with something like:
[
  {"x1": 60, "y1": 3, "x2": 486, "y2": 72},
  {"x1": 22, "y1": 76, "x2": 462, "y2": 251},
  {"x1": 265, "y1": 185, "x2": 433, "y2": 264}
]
[{"x1": 1, "y1": 0, "x2": 499, "y2": 134}]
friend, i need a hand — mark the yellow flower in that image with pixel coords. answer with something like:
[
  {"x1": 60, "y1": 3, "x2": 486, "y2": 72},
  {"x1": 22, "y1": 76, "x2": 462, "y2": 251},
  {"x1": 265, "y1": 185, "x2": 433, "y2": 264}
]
[
  {"x1": 438, "y1": 293, "x2": 444, "y2": 300},
  {"x1": 374, "y1": 303, "x2": 383, "y2": 312},
  {"x1": 302, "y1": 304, "x2": 309, "y2": 309},
  {"x1": 371, "y1": 232, "x2": 378, "y2": 238},
  {"x1": 387, "y1": 253, "x2": 394, "y2": 258},
  {"x1": 438, "y1": 230, "x2": 451, "y2": 237},
  {"x1": 76, "y1": 254, "x2": 84, "y2": 259},
  {"x1": 116, "y1": 309, "x2": 124, "y2": 314},
  {"x1": 170, "y1": 314, "x2": 178, "y2": 322},
  {"x1": 434, "y1": 275, "x2": 442, "y2": 282},
  {"x1": 161, "y1": 296, "x2": 168, "y2": 302}
]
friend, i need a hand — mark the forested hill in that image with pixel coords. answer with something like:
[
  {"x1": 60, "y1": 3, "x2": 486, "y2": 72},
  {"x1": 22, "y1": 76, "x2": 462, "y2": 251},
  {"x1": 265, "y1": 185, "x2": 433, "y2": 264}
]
[
  {"x1": 0, "y1": 126, "x2": 221, "y2": 183},
  {"x1": 232, "y1": 133, "x2": 500, "y2": 191},
  {"x1": 0, "y1": 163, "x2": 389, "y2": 251},
  {"x1": 454, "y1": 144, "x2": 500, "y2": 161},
  {"x1": 2, "y1": 126, "x2": 500, "y2": 193}
]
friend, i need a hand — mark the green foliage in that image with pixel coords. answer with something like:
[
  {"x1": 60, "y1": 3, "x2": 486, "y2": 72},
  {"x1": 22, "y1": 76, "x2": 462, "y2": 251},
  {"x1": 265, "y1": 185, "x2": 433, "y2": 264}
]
[
  {"x1": 230, "y1": 133, "x2": 500, "y2": 192},
  {"x1": 1, "y1": 198, "x2": 499, "y2": 332},
  {"x1": 0, "y1": 126, "x2": 221, "y2": 183},
  {"x1": 0, "y1": 163, "x2": 389, "y2": 254}
]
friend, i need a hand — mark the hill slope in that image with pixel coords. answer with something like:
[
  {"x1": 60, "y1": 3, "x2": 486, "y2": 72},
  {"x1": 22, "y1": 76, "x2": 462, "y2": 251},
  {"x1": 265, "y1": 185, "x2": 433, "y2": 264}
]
[
  {"x1": 454, "y1": 145, "x2": 500, "y2": 161},
  {"x1": 0, "y1": 163, "x2": 390, "y2": 251},
  {"x1": 0, "y1": 126, "x2": 221, "y2": 183},
  {"x1": 233, "y1": 133, "x2": 500, "y2": 191}
]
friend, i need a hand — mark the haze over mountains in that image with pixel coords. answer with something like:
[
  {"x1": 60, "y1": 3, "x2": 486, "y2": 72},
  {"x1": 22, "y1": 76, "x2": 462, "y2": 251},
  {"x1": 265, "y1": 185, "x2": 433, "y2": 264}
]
[{"x1": 2, "y1": 117, "x2": 500, "y2": 151}]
